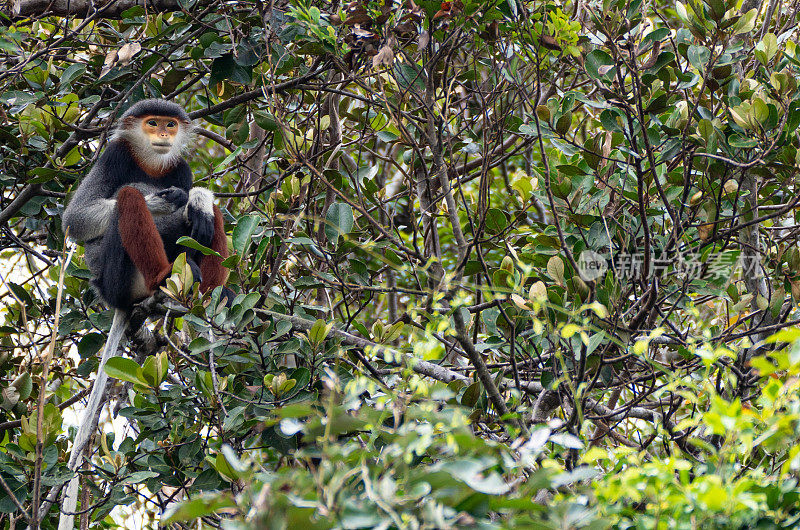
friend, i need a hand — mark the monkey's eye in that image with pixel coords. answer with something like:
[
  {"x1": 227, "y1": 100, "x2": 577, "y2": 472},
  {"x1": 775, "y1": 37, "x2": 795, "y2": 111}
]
[
  {"x1": 167, "y1": 121, "x2": 176, "y2": 128},
  {"x1": 147, "y1": 120, "x2": 158, "y2": 127}
]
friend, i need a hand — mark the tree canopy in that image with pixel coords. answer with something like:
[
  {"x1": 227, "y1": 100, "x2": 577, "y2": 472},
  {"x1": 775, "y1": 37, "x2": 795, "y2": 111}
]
[{"x1": 2, "y1": 0, "x2": 800, "y2": 527}]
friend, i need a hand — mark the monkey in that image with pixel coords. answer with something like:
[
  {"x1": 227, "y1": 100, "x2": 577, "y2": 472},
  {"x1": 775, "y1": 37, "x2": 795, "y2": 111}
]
[
  {"x1": 58, "y1": 99, "x2": 229, "y2": 530},
  {"x1": 63, "y1": 99, "x2": 229, "y2": 309}
]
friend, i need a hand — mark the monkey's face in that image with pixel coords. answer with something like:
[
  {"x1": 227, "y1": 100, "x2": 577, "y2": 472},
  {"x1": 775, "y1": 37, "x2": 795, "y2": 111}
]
[{"x1": 140, "y1": 115, "x2": 181, "y2": 154}]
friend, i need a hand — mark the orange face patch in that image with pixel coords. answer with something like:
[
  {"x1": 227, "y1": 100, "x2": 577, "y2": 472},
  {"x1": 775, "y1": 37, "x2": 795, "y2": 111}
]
[{"x1": 140, "y1": 115, "x2": 180, "y2": 151}]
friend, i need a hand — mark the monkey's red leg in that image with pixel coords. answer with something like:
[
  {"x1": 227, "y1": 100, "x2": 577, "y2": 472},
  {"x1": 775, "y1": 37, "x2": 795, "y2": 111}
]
[
  {"x1": 199, "y1": 205, "x2": 229, "y2": 292},
  {"x1": 117, "y1": 187, "x2": 172, "y2": 291}
]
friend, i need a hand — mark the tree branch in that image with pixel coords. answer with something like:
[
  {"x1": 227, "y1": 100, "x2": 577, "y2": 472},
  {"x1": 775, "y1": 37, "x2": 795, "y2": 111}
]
[
  {"x1": 256, "y1": 309, "x2": 469, "y2": 384},
  {"x1": 13, "y1": 0, "x2": 200, "y2": 18}
]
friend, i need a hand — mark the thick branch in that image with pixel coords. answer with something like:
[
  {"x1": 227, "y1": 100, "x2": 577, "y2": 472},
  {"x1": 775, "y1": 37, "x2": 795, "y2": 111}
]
[
  {"x1": 0, "y1": 184, "x2": 41, "y2": 227},
  {"x1": 13, "y1": 0, "x2": 193, "y2": 18},
  {"x1": 451, "y1": 309, "x2": 511, "y2": 419},
  {"x1": 256, "y1": 309, "x2": 469, "y2": 384},
  {"x1": 187, "y1": 64, "x2": 329, "y2": 120}
]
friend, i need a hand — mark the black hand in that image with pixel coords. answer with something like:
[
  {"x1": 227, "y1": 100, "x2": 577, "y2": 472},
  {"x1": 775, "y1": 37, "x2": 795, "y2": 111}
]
[
  {"x1": 187, "y1": 204, "x2": 214, "y2": 248},
  {"x1": 156, "y1": 187, "x2": 188, "y2": 208}
]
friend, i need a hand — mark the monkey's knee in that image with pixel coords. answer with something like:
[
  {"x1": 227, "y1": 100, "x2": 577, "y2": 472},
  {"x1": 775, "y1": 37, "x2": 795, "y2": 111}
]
[
  {"x1": 199, "y1": 205, "x2": 229, "y2": 292},
  {"x1": 117, "y1": 186, "x2": 156, "y2": 229},
  {"x1": 116, "y1": 186, "x2": 171, "y2": 292},
  {"x1": 117, "y1": 186, "x2": 147, "y2": 210}
]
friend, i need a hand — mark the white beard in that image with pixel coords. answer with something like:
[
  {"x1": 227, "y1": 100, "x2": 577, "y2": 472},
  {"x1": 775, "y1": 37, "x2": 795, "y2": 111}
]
[{"x1": 112, "y1": 122, "x2": 194, "y2": 174}]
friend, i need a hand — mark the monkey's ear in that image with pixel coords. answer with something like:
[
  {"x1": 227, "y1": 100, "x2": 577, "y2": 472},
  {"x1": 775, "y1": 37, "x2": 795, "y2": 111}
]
[{"x1": 118, "y1": 115, "x2": 139, "y2": 131}]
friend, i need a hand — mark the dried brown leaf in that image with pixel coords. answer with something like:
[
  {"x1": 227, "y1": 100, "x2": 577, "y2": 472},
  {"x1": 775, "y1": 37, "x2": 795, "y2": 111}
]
[
  {"x1": 539, "y1": 34, "x2": 561, "y2": 51},
  {"x1": 418, "y1": 30, "x2": 430, "y2": 49},
  {"x1": 99, "y1": 49, "x2": 118, "y2": 79},
  {"x1": 372, "y1": 45, "x2": 395, "y2": 68},
  {"x1": 117, "y1": 42, "x2": 141, "y2": 66}
]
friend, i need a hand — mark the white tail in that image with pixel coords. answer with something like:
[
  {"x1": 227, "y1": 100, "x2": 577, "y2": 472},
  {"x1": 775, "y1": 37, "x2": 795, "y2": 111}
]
[{"x1": 58, "y1": 309, "x2": 128, "y2": 530}]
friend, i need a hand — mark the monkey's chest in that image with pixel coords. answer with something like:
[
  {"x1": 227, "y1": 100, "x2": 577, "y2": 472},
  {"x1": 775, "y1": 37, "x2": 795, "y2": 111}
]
[{"x1": 113, "y1": 159, "x2": 191, "y2": 194}]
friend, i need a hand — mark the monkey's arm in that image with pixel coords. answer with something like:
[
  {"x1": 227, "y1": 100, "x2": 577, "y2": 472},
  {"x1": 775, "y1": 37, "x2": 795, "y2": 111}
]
[
  {"x1": 62, "y1": 158, "x2": 119, "y2": 242},
  {"x1": 63, "y1": 148, "x2": 189, "y2": 242},
  {"x1": 128, "y1": 183, "x2": 188, "y2": 216},
  {"x1": 63, "y1": 181, "x2": 182, "y2": 242},
  {"x1": 185, "y1": 187, "x2": 215, "y2": 247},
  {"x1": 183, "y1": 187, "x2": 229, "y2": 291},
  {"x1": 139, "y1": 159, "x2": 192, "y2": 215}
]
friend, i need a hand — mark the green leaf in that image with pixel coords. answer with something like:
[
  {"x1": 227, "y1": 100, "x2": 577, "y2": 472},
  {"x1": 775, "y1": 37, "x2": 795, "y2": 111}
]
[
  {"x1": 728, "y1": 134, "x2": 757, "y2": 148},
  {"x1": 221, "y1": 254, "x2": 240, "y2": 268},
  {"x1": 213, "y1": 148, "x2": 243, "y2": 175},
  {"x1": 697, "y1": 119, "x2": 714, "y2": 143},
  {"x1": 63, "y1": 146, "x2": 81, "y2": 166},
  {"x1": 104, "y1": 357, "x2": 147, "y2": 386},
  {"x1": 308, "y1": 319, "x2": 332, "y2": 347},
  {"x1": 273, "y1": 404, "x2": 314, "y2": 418},
  {"x1": 209, "y1": 53, "x2": 252, "y2": 85},
  {"x1": 758, "y1": 33, "x2": 778, "y2": 63},
  {"x1": 77, "y1": 333, "x2": 105, "y2": 358},
  {"x1": 583, "y1": 328, "x2": 605, "y2": 355},
  {"x1": 584, "y1": 50, "x2": 614, "y2": 80},
  {"x1": 687, "y1": 45, "x2": 710, "y2": 72},
  {"x1": 176, "y1": 236, "x2": 222, "y2": 257},
  {"x1": 59, "y1": 65, "x2": 85, "y2": 86},
  {"x1": 384, "y1": 322, "x2": 404, "y2": 343},
  {"x1": 642, "y1": 28, "x2": 670, "y2": 47},
  {"x1": 547, "y1": 256, "x2": 565, "y2": 285},
  {"x1": 28, "y1": 167, "x2": 57, "y2": 179},
  {"x1": 646, "y1": 51, "x2": 676, "y2": 73},
  {"x1": 376, "y1": 130, "x2": 399, "y2": 142},
  {"x1": 732, "y1": 8, "x2": 757, "y2": 34},
  {"x1": 162, "y1": 68, "x2": 189, "y2": 94},
  {"x1": 162, "y1": 493, "x2": 236, "y2": 523},
  {"x1": 325, "y1": 202, "x2": 354, "y2": 246},
  {"x1": 440, "y1": 459, "x2": 511, "y2": 494},
  {"x1": 752, "y1": 98, "x2": 769, "y2": 124},
  {"x1": 122, "y1": 471, "x2": 160, "y2": 485},
  {"x1": 232, "y1": 214, "x2": 260, "y2": 255},
  {"x1": 141, "y1": 357, "x2": 159, "y2": 387},
  {"x1": 290, "y1": 367, "x2": 311, "y2": 390},
  {"x1": 461, "y1": 382, "x2": 481, "y2": 407},
  {"x1": 393, "y1": 62, "x2": 425, "y2": 92},
  {"x1": 7, "y1": 283, "x2": 32, "y2": 306},
  {"x1": 278, "y1": 378, "x2": 296, "y2": 394},
  {"x1": 188, "y1": 337, "x2": 212, "y2": 354},
  {"x1": 10, "y1": 373, "x2": 32, "y2": 401},
  {"x1": 253, "y1": 110, "x2": 279, "y2": 132},
  {"x1": 222, "y1": 406, "x2": 246, "y2": 433},
  {"x1": 157, "y1": 352, "x2": 168, "y2": 384},
  {"x1": 485, "y1": 208, "x2": 508, "y2": 234},
  {"x1": 766, "y1": 328, "x2": 800, "y2": 344}
]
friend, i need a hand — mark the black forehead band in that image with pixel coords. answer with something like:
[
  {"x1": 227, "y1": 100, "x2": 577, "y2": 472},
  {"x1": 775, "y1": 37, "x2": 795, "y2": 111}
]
[{"x1": 121, "y1": 99, "x2": 190, "y2": 122}]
